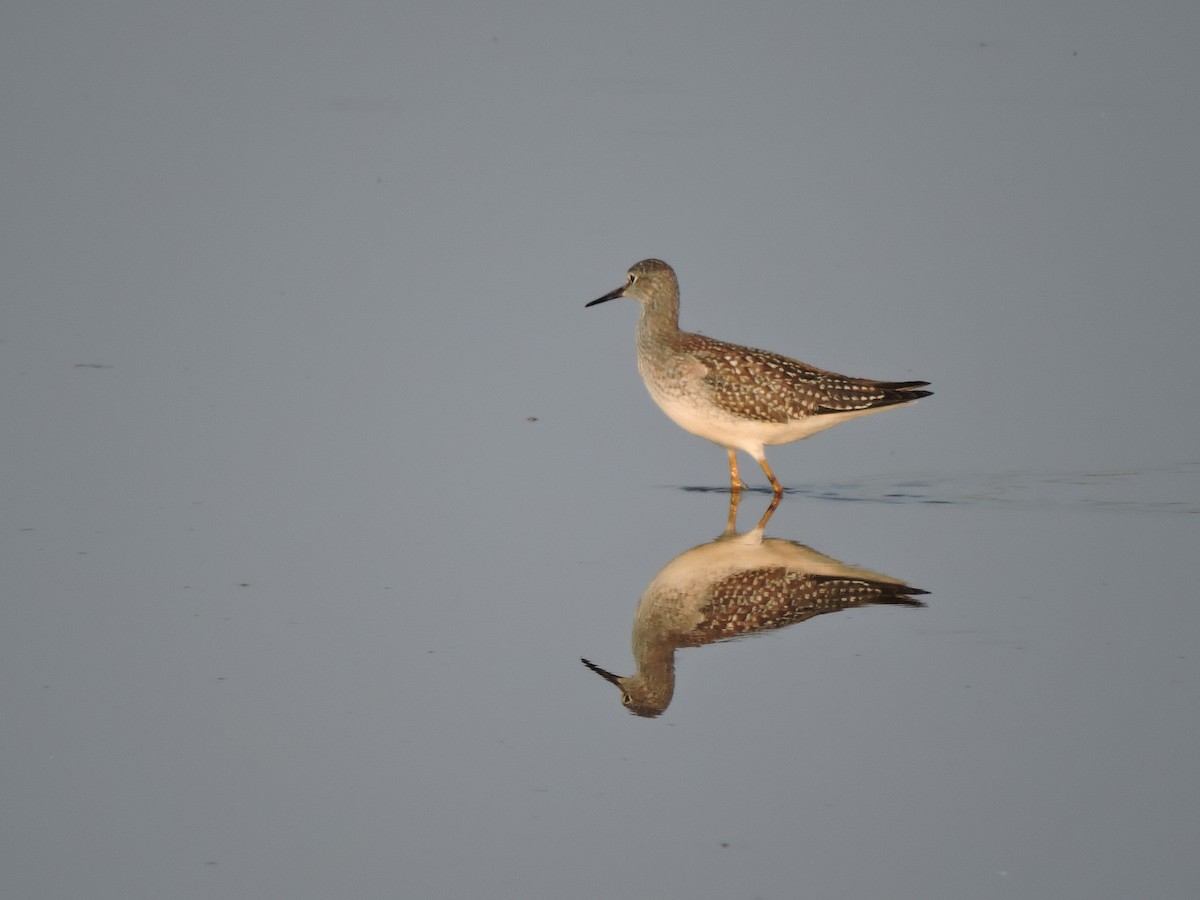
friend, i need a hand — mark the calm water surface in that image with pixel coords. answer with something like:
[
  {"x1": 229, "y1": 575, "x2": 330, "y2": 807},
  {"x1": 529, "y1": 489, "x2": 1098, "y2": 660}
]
[
  {"x1": 5, "y1": 459, "x2": 1196, "y2": 899},
  {"x1": 3, "y1": 2, "x2": 1199, "y2": 898}
]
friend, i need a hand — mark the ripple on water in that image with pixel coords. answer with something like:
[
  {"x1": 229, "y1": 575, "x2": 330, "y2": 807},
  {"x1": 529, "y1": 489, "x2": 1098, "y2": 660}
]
[{"x1": 679, "y1": 462, "x2": 1200, "y2": 513}]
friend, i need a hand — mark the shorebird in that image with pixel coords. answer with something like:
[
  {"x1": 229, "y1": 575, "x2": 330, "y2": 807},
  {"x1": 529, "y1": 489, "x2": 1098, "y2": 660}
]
[
  {"x1": 587, "y1": 259, "x2": 931, "y2": 495},
  {"x1": 581, "y1": 499, "x2": 927, "y2": 716}
]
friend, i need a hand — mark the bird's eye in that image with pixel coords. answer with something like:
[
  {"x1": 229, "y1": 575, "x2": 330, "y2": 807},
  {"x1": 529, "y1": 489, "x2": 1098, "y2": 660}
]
[{"x1": 628, "y1": 274, "x2": 637, "y2": 284}]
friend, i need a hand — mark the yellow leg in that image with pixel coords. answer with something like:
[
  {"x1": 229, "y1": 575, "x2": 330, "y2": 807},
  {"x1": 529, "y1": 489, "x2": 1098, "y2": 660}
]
[
  {"x1": 726, "y1": 490, "x2": 778, "y2": 536},
  {"x1": 758, "y1": 456, "x2": 784, "y2": 498},
  {"x1": 724, "y1": 488, "x2": 742, "y2": 535},
  {"x1": 727, "y1": 449, "x2": 745, "y2": 493},
  {"x1": 756, "y1": 491, "x2": 782, "y2": 530}
]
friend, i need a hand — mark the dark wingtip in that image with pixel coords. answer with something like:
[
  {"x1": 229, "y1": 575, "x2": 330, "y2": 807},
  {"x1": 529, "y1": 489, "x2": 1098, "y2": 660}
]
[
  {"x1": 876, "y1": 584, "x2": 930, "y2": 606},
  {"x1": 880, "y1": 382, "x2": 933, "y2": 404}
]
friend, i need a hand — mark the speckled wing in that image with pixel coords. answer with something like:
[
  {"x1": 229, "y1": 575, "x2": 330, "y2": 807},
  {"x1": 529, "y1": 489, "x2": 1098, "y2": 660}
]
[
  {"x1": 807, "y1": 375, "x2": 933, "y2": 415},
  {"x1": 685, "y1": 568, "x2": 927, "y2": 645},
  {"x1": 692, "y1": 344, "x2": 829, "y2": 423},
  {"x1": 691, "y1": 339, "x2": 931, "y2": 421}
]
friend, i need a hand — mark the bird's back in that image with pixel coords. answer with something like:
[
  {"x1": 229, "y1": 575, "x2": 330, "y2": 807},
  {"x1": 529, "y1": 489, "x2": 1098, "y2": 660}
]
[{"x1": 643, "y1": 328, "x2": 930, "y2": 427}]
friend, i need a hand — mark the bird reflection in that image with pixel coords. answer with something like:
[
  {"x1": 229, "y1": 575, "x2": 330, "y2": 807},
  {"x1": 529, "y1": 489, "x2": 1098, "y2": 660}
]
[{"x1": 582, "y1": 494, "x2": 927, "y2": 717}]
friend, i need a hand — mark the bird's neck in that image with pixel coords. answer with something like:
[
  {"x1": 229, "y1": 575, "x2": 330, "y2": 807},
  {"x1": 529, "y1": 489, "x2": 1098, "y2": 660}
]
[{"x1": 636, "y1": 297, "x2": 680, "y2": 339}]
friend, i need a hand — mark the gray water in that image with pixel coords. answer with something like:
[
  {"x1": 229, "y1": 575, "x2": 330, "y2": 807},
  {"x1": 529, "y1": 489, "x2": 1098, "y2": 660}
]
[{"x1": 3, "y1": 2, "x2": 1198, "y2": 898}]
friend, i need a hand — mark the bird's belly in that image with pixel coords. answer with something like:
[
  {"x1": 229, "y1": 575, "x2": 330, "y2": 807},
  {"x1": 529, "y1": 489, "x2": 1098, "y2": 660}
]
[
  {"x1": 645, "y1": 383, "x2": 889, "y2": 453},
  {"x1": 643, "y1": 386, "x2": 798, "y2": 451}
]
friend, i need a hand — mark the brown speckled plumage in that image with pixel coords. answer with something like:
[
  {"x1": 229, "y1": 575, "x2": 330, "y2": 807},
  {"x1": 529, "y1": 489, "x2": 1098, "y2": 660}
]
[
  {"x1": 581, "y1": 525, "x2": 927, "y2": 717},
  {"x1": 588, "y1": 259, "x2": 931, "y2": 494},
  {"x1": 686, "y1": 569, "x2": 925, "y2": 643}
]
